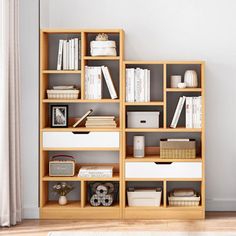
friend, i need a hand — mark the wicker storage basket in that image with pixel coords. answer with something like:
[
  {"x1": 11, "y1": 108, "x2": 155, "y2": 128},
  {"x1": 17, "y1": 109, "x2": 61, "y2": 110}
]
[
  {"x1": 168, "y1": 194, "x2": 200, "y2": 207},
  {"x1": 160, "y1": 139, "x2": 196, "y2": 159},
  {"x1": 47, "y1": 89, "x2": 79, "y2": 99}
]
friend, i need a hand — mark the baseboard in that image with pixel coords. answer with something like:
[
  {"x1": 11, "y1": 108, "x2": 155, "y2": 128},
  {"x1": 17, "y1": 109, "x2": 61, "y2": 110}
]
[
  {"x1": 23, "y1": 206, "x2": 39, "y2": 219},
  {"x1": 206, "y1": 199, "x2": 236, "y2": 211}
]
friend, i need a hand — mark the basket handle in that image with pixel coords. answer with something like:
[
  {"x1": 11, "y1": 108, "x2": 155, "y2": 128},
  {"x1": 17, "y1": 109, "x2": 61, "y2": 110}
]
[{"x1": 51, "y1": 154, "x2": 75, "y2": 160}]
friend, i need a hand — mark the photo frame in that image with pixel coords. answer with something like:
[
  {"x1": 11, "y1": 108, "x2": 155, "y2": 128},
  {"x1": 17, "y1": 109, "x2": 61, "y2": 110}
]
[{"x1": 51, "y1": 105, "x2": 68, "y2": 128}]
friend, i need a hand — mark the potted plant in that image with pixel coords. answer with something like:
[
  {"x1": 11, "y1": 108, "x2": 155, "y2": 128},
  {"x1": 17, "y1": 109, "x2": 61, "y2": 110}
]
[{"x1": 52, "y1": 182, "x2": 74, "y2": 205}]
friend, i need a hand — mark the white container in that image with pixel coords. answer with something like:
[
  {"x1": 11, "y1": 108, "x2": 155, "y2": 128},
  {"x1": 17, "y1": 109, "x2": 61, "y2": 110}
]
[
  {"x1": 125, "y1": 162, "x2": 202, "y2": 179},
  {"x1": 47, "y1": 89, "x2": 80, "y2": 99},
  {"x1": 133, "y1": 136, "x2": 145, "y2": 158},
  {"x1": 127, "y1": 111, "x2": 160, "y2": 128},
  {"x1": 184, "y1": 70, "x2": 198, "y2": 88},
  {"x1": 127, "y1": 189, "x2": 162, "y2": 206},
  {"x1": 170, "y1": 75, "x2": 182, "y2": 88},
  {"x1": 43, "y1": 132, "x2": 119, "y2": 148},
  {"x1": 90, "y1": 40, "x2": 117, "y2": 56}
]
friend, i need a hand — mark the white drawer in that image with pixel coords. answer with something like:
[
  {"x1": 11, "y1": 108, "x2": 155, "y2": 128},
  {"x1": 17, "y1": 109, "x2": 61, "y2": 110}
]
[
  {"x1": 125, "y1": 162, "x2": 202, "y2": 179},
  {"x1": 43, "y1": 132, "x2": 119, "y2": 148}
]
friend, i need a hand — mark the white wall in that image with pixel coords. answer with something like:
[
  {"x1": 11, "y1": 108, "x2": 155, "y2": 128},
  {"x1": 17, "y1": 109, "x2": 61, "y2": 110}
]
[{"x1": 20, "y1": 0, "x2": 236, "y2": 218}]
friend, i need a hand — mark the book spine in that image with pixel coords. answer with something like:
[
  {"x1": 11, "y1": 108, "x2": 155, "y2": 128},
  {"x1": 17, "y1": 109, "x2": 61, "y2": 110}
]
[
  {"x1": 147, "y1": 70, "x2": 150, "y2": 102},
  {"x1": 144, "y1": 69, "x2": 147, "y2": 102},
  {"x1": 78, "y1": 39, "x2": 81, "y2": 61},
  {"x1": 135, "y1": 68, "x2": 141, "y2": 102},
  {"x1": 63, "y1": 40, "x2": 67, "y2": 70},
  {"x1": 185, "y1": 97, "x2": 193, "y2": 128},
  {"x1": 102, "y1": 66, "x2": 118, "y2": 99},
  {"x1": 196, "y1": 96, "x2": 202, "y2": 128},
  {"x1": 74, "y1": 38, "x2": 78, "y2": 70},
  {"x1": 125, "y1": 69, "x2": 130, "y2": 102},
  {"x1": 57, "y1": 40, "x2": 63, "y2": 70},
  {"x1": 97, "y1": 67, "x2": 102, "y2": 99},
  {"x1": 140, "y1": 69, "x2": 145, "y2": 102},
  {"x1": 71, "y1": 39, "x2": 75, "y2": 70},
  {"x1": 170, "y1": 96, "x2": 186, "y2": 128},
  {"x1": 66, "y1": 41, "x2": 70, "y2": 70},
  {"x1": 130, "y1": 69, "x2": 135, "y2": 102},
  {"x1": 193, "y1": 97, "x2": 197, "y2": 128}
]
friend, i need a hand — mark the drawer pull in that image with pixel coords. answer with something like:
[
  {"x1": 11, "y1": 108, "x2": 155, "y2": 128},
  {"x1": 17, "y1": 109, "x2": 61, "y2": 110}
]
[
  {"x1": 72, "y1": 131, "x2": 90, "y2": 134},
  {"x1": 140, "y1": 120, "x2": 146, "y2": 123},
  {"x1": 155, "y1": 162, "x2": 173, "y2": 165}
]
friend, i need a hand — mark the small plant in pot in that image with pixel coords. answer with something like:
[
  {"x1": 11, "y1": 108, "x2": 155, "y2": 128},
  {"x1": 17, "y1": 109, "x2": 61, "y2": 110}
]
[{"x1": 52, "y1": 182, "x2": 74, "y2": 205}]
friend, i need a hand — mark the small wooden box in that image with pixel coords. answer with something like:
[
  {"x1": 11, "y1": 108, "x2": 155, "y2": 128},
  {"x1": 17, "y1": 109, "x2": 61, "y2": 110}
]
[
  {"x1": 160, "y1": 139, "x2": 196, "y2": 159},
  {"x1": 49, "y1": 160, "x2": 75, "y2": 176}
]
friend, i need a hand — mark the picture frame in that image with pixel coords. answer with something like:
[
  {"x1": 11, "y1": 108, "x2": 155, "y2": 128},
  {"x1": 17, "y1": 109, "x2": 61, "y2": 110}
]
[{"x1": 51, "y1": 105, "x2": 68, "y2": 128}]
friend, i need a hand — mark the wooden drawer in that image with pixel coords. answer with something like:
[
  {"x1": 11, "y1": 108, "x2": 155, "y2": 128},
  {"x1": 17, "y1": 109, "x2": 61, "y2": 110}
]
[
  {"x1": 125, "y1": 162, "x2": 202, "y2": 179},
  {"x1": 43, "y1": 132, "x2": 119, "y2": 148}
]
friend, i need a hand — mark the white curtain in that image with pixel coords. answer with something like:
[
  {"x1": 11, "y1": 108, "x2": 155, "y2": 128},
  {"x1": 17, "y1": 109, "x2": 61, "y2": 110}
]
[{"x1": 0, "y1": 0, "x2": 22, "y2": 227}]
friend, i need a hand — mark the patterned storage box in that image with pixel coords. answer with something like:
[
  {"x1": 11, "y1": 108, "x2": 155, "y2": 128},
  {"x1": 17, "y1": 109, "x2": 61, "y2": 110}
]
[
  {"x1": 160, "y1": 139, "x2": 196, "y2": 159},
  {"x1": 47, "y1": 89, "x2": 79, "y2": 99},
  {"x1": 168, "y1": 194, "x2": 200, "y2": 207}
]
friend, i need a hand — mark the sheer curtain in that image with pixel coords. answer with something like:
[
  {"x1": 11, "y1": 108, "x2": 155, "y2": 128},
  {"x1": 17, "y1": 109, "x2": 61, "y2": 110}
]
[{"x1": 0, "y1": 0, "x2": 22, "y2": 227}]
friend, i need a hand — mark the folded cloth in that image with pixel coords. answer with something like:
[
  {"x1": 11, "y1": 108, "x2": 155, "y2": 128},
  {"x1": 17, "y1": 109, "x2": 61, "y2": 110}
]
[{"x1": 172, "y1": 189, "x2": 195, "y2": 197}]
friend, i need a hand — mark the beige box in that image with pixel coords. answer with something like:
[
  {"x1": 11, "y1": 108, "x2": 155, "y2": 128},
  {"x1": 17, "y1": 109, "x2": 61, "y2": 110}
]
[{"x1": 49, "y1": 160, "x2": 75, "y2": 177}]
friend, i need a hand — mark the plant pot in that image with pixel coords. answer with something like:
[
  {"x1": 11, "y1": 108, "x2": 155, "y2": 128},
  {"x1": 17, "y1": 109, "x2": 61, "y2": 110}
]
[{"x1": 58, "y1": 195, "x2": 67, "y2": 205}]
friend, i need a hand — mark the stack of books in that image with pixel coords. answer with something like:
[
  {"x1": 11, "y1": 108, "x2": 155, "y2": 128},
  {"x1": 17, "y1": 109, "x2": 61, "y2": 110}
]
[
  {"x1": 85, "y1": 66, "x2": 118, "y2": 100},
  {"x1": 126, "y1": 68, "x2": 150, "y2": 102},
  {"x1": 85, "y1": 116, "x2": 117, "y2": 128},
  {"x1": 78, "y1": 166, "x2": 113, "y2": 178},
  {"x1": 57, "y1": 38, "x2": 81, "y2": 70},
  {"x1": 170, "y1": 96, "x2": 202, "y2": 128}
]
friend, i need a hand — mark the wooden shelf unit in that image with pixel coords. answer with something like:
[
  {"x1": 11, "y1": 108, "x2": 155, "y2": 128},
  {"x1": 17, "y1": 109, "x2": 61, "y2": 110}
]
[
  {"x1": 40, "y1": 28, "x2": 205, "y2": 220},
  {"x1": 40, "y1": 29, "x2": 124, "y2": 219}
]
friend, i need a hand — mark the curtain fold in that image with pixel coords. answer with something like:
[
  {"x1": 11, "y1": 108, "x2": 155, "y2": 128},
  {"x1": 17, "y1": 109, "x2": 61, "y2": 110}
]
[{"x1": 0, "y1": 0, "x2": 22, "y2": 227}]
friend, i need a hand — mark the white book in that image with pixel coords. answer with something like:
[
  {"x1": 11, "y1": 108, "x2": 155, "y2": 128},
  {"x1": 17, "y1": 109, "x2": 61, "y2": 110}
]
[
  {"x1": 57, "y1": 40, "x2": 63, "y2": 70},
  {"x1": 66, "y1": 41, "x2": 70, "y2": 70},
  {"x1": 185, "y1": 97, "x2": 193, "y2": 128},
  {"x1": 71, "y1": 39, "x2": 75, "y2": 70},
  {"x1": 101, "y1": 66, "x2": 118, "y2": 99},
  {"x1": 144, "y1": 69, "x2": 150, "y2": 102},
  {"x1": 74, "y1": 38, "x2": 78, "y2": 70},
  {"x1": 126, "y1": 68, "x2": 135, "y2": 102},
  {"x1": 78, "y1": 39, "x2": 81, "y2": 61},
  {"x1": 147, "y1": 70, "x2": 150, "y2": 101},
  {"x1": 192, "y1": 97, "x2": 197, "y2": 128},
  {"x1": 139, "y1": 69, "x2": 145, "y2": 102},
  {"x1": 96, "y1": 67, "x2": 102, "y2": 99},
  {"x1": 63, "y1": 40, "x2": 67, "y2": 70},
  {"x1": 195, "y1": 96, "x2": 202, "y2": 128},
  {"x1": 170, "y1": 96, "x2": 186, "y2": 128},
  {"x1": 125, "y1": 69, "x2": 130, "y2": 102},
  {"x1": 134, "y1": 68, "x2": 142, "y2": 102}
]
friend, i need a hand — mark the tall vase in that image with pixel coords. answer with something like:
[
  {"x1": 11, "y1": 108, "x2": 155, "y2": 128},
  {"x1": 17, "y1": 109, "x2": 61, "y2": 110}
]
[
  {"x1": 59, "y1": 195, "x2": 67, "y2": 205},
  {"x1": 184, "y1": 70, "x2": 198, "y2": 88}
]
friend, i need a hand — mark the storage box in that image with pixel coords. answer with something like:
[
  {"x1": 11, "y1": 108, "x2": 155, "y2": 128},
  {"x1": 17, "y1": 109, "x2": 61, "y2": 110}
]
[
  {"x1": 90, "y1": 40, "x2": 117, "y2": 56},
  {"x1": 127, "y1": 188, "x2": 162, "y2": 206},
  {"x1": 160, "y1": 139, "x2": 196, "y2": 159},
  {"x1": 49, "y1": 160, "x2": 75, "y2": 176},
  {"x1": 168, "y1": 193, "x2": 200, "y2": 207},
  {"x1": 127, "y1": 111, "x2": 160, "y2": 128},
  {"x1": 47, "y1": 89, "x2": 79, "y2": 99},
  {"x1": 125, "y1": 162, "x2": 202, "y2": 179}
]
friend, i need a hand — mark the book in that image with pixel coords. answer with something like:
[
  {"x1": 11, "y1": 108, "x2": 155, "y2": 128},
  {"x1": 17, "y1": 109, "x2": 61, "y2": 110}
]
[
  {"x1": 73, "y1": 109, "x2": 93, "y2": 128},
  {"x1": 78, "y1": 166, "x2": 113, "y2": 178},
  {"x1": 74, "y1": 38, "x2": 78, "y2": 70},
  {"x1": 185, "y1": 97, "x2": 193, "y2": 128},
  {"x1": 63, "y1": 40, "x2": 67, "y2": 70},
  {"x1": 126, "y1": 68, "x2": 135, "y2": 102},
  {"x1": 170, "y1": 96, "x2": 186, "y2": 128},
  {"x1": 101, "y1": 66, "x2": 118, "y2": 99},
  {"x1": 57, "y1": 40, "x2": 63, "y2": 70}
]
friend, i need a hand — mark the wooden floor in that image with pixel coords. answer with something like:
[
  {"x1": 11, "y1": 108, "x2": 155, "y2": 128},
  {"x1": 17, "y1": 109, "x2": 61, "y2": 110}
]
[{"x1": 1, "y1": 212, "x2": 236, "y2": 236}]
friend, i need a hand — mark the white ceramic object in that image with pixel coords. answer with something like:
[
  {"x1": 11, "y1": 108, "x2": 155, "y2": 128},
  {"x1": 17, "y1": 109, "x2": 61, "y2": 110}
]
[
  {"x1": 177, "y1": 82, "x2": 187, "y2": 89},
  {"x1": 170, "y1": 75, "x2": 182, "y2": 88},
  {"x1": 58, "y1": 196, "x2": 67, "y2": 205},
  {"x1": 184, "y1": 70, "x2": 198, "y2": 88},
  {"x1": 133, "y1": 136, "x2": 145, "y2": 158}
]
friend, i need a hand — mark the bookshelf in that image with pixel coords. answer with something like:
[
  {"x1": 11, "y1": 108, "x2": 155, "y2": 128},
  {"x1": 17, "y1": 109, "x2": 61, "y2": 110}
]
[{"x1": 40, "y1": 28, "x2": 205, "y2": 220}]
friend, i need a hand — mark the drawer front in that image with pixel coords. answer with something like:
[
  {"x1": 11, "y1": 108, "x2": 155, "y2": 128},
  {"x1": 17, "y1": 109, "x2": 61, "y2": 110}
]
[
  {"x1": 125, "y1": 162, "x2": 202, "y2": 179},
  {"x1": 43, "y1": 132, "x2": 119, "y2": 148}
]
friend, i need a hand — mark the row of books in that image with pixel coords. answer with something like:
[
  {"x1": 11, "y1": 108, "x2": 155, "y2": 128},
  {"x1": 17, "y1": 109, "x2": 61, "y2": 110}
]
[
  {"x1": 126, "y1": 68, "x2": 151, "y2": 102},
  {"x1": 57, "y1": 38, "x2": 81, "y2": 70},
  {"x1": 170, "y1": 96, "x2": 202, "y2": 128},
  {"x1": 85, "y1": 116, "x2": 117, "y2": 128},
  {"x1": 85, "y1": 66, "x2": 118, "y2": 99}
]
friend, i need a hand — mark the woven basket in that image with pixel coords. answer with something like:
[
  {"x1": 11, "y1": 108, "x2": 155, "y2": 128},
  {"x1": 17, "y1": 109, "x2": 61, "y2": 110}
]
[
  {"x1": 168, "y1": 195, "x2": 200, "y2": 207},
  {"x1": 47, "y1": 89, "x2": 79, "y2": 99},
  {"x1": 160, "y1": 139, "x2": 196, "y2": 159}
]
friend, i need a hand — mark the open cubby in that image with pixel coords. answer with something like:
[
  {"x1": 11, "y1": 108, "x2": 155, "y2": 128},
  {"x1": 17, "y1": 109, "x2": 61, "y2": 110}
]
[
  {"x1": 167, "y1": 92, "x2": 201, "y2": 128},
  {"x1": 48, "y1": 33, "x2": 82, "y2": 70},
  {"x1": 166, "y1": 64, "x2": 202, "y2": 88},
  {"x1": 85, "y1": 32, "x2": 120, "y2": 57}
]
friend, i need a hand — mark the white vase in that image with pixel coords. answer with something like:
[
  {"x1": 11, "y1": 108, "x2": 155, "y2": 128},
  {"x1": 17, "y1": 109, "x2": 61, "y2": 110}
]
[
  {"x1": 58, "y1": 196, "x2": 67, "y2": 205},
  {"x1": 184, "y1": 70, "x2": 198, "y2": 88},
  {"x1": 170, "y1": 75, "x2": 182, "y2": 88}
]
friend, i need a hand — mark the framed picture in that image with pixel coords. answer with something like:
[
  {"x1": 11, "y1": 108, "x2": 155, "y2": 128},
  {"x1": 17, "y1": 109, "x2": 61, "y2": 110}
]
[{"x1": 51, "y1": 105, "x2": 68, "y2": 128}]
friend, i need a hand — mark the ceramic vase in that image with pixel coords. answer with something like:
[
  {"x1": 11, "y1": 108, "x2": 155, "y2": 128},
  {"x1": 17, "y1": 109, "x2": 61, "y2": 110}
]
[
  {"x1": 184, "y1": 70, "x2": 198, "y2": 88},
  {"x1": 170, "y1": 75, "x2": 182, "y2": 88},
  {"x1": 59, "y1": 195, "x2": 67, "y2": 205}
]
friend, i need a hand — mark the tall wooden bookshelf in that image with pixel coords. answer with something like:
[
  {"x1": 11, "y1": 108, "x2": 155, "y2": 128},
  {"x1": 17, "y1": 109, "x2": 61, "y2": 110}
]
[{"x1": 40, "y1": 28, "x2": 205, "y2": 219}]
